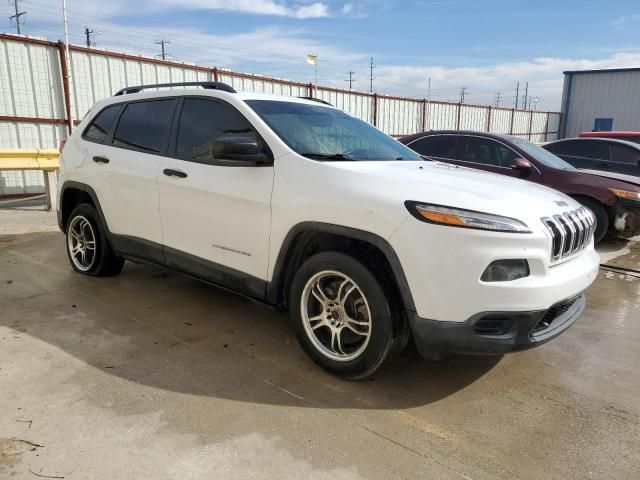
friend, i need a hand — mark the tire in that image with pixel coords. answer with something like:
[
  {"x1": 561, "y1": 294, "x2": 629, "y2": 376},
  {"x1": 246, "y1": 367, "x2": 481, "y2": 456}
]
[
  {"x1": 66, "y1": 203, "x2": 124, "y2": 277},
  {"x1": 289, "y1": 251, "x2": 398, "y2": 379},
  {"x1": 575, "y1": 197, "x2": 608, "y2": 244}
]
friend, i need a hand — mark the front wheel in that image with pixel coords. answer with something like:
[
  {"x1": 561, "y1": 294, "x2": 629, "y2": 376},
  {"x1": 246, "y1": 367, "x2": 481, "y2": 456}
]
[
  {"x1": 66, "y1": 204, "x2": 124, "y2": 276},
  {"x1": 289, "y1": 252, "x2": 398, "y2": 379}
]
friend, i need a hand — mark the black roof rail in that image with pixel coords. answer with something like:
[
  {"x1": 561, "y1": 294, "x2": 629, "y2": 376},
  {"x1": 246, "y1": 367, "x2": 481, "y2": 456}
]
[
  {"x1": 114, "y1": 81, "x2": 236, "y2": 96},
  {"x1": 298, "y1": 96, "x2": 333, "y2": 106}
]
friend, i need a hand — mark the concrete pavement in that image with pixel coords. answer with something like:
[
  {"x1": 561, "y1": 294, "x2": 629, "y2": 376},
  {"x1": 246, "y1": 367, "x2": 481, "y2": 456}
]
[{"x1": 1, "y1": 207, "x2": 639, "y2": 479}]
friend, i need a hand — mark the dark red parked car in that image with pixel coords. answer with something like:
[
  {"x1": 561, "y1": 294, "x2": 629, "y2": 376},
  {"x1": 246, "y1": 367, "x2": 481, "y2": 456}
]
[{"x1": 399, "y1": 131, "x2": 640, "y2": 243}]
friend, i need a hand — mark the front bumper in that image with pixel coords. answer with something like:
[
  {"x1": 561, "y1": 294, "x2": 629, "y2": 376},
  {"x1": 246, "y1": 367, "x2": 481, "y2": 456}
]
[
  {"x1": 611, "y1": 199, "x2": 640, "y2": 238},
  {"x1": 409, "y1": 293, "x2": 585, "y2": 357}
]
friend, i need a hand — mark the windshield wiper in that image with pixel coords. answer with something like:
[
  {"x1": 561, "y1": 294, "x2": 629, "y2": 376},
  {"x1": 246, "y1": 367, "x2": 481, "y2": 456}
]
[{"x1": 300, "y1": 152, "x2": 353, "y2": 161}]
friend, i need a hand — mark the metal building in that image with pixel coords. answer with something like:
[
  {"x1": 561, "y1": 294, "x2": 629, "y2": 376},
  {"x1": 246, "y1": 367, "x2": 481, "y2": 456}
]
[{"x1": 560, "y1": 67, "x2": 640, "y2": 138}]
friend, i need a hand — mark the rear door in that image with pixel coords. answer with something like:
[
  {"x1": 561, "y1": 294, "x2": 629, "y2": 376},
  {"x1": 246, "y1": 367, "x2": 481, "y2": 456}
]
[
  {"x1": 157, "y1": 96, "x2": 274, "y2": 296},
  {"x1": 83, "y1": 99, "x2": 175, "y2": 261}
]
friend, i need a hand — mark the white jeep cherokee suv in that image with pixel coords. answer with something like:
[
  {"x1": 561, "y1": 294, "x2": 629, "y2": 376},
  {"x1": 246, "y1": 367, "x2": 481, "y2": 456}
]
[{"x1": 57, "y1": 81, "x2": 600, "y2": 378}]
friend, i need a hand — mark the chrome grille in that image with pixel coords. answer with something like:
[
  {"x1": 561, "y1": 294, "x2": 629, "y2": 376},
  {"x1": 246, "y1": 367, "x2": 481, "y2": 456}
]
[{"x1": 541, "y1": 207, "x2": 595, "y2": 263}]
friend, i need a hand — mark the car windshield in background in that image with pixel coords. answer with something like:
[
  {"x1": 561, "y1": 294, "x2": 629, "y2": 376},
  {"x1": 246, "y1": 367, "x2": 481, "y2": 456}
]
[
  {"x1": 246, "y1": 100, "x2": 422, "y2": 161},
  {"x1": 510, "y1": 137, "x2": 576, "y2": 170}
]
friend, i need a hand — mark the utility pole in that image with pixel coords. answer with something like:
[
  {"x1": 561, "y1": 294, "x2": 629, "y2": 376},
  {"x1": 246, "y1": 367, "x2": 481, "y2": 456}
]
[
  {"x1": 9, "y1": 0, "x2": 26, "y2": 34},
  {"x1": 522, "y1": 81, "x2": 529, "y2": 110},
  {"x1": 459, "y1": 87, "x2": 468, "y2": 103},
  {"x1": 155, "y1": 39, "x2": 170, "y2": 60},
  {"x1": 345, "y1": 71, "x2": 355, "y2": 90},
  {"x1": 369, "y1": 57, "x2": 376, "y2": 93},
  {"x1": 84, "y1": 27, "x2": 95, "y2": 47},
  {"x1": 494, "y1": 91, "x2": 502, "y2": 107},
  {"x1": 515, "y1": 81, "x2": 520, "y2": 109}
]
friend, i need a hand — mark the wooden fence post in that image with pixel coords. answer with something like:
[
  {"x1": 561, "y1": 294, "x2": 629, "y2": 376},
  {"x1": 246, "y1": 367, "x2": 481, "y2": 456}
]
[
  {"x1": 509, "y1": 108, "x2": 515, "y2": 135},
  {"x1": 486, "y1": 106, "x2": 492, "y2": 132}
]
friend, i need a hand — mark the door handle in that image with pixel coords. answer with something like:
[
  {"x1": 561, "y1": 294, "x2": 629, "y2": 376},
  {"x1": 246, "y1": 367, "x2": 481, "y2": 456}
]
[
  {"x1": 163, "y1": 169, "x2": 188, "y2": 179},
  {"x1": 92, "y1": 156, "x2": 110, "y2": 164}
]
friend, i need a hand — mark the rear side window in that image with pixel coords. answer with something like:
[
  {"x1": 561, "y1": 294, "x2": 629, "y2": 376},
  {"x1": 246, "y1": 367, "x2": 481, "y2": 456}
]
[
  {"x1": 83, "y1": 105, "x2": 121, "y2": 143},
  {"x1": 610, "y1": 144, "x2": 640, "y2": 165},
  {"x1": 548, "y1": 140, "x2": 609, "y2": 160},
  {"x1": 113, "y1": 100, "x2": 175, "y2": 153},
  {"x1": 409, "y1": 136, "x2": 457, "y2": 159},
  {"x1": 175, "y1": 98, "x2": 257, "y2": 164},
  {"x1": 457, "y1": 136, "x2": 517, "y2": 167}
]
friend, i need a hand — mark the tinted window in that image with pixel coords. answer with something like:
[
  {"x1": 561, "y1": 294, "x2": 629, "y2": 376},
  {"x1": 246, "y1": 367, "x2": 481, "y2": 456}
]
[
  {"x1": 83, "y1": 105, "x2": 121, "y2": 143},
  {"x1": 548, "y1": 140, "x2": 608, "y2": 160},
  {"x1": 247, "y1": 100, "x2": 421, "y2": 161},
  {"x1": 610, "y1": 144, "x2": 640, "y2": 165},
  {"x1": 176, "y1": 98, "x2": 257, "y2": 163},
  {"x1": 409, "y1": 136, "x2": 457, "y2": 159},
  {"x1": 511, "y1": 138, "x2": 575, "y2": 170},
  {"x1": 113, "y1": 100, "x2": 175, "y2": 153},
  {"x1": 457, "y1": 136, "x2": 517, "y2": 167}
]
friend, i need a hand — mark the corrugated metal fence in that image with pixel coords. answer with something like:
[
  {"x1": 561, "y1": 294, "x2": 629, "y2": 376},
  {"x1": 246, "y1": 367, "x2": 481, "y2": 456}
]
[{"x1": 0, "y1": 33, "x2": 561, "y2": 196}]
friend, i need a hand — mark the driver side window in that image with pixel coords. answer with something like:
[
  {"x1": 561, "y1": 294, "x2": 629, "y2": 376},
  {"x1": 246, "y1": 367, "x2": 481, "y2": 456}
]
[{"x1": 175, "y1": 98, "x2": 257, "y2": 164}]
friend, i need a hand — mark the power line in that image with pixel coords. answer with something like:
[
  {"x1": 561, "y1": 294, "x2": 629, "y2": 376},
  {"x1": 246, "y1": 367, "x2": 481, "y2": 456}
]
[
  {"x1": 155, "y1": 39, "x2": 171, "y2": 60},
  {"x1": 9, "y1": 0, "x2": 26, "y2": 34},
  {"x1": 84, "y1": 26, "x2": 97, "y2": 47},
  {"x1": 514, "y1": 81, "x2": 520, "y2": 109},
  {"x1": 345, "y1": 70, "x2": 355, "y2": 90},
  {"x1": 459, "y1": 86, "x2": 468, "y2": 103},
  {"x1": 369, "y1": 57, "x2": 376, "y2": 93},
  {"x1": 494, "y1": 91, "x2": 502, "y2": 107},
  {"x1": 522, "y1": 81, "x2": 529, "y2": 110}
]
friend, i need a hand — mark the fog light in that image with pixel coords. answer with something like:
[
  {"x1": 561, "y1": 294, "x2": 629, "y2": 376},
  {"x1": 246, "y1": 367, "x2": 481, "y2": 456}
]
[{"x1": 481, "y1": 260, "x2": 529, "y2": 282}]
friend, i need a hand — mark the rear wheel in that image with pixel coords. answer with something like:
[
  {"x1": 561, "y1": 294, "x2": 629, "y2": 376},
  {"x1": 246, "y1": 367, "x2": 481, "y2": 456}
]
[
  {"x1": 66, "y1": 204, "x2": 124, "y2": 276},
  {"x1": 575, "y1": 197, "x2": 608, "y2": 244},
  {"x1": 289, "y1": 252, "x2": 399, "y2": 379}
]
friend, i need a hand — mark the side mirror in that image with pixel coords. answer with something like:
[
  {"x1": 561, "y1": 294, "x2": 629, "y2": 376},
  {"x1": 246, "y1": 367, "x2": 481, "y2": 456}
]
[
  {"x1": 512, "y1": 158, "x2": 533, "y2": 172},
  {"x1": 212, "y1": 136, "x2": 271, "y2": 164}
]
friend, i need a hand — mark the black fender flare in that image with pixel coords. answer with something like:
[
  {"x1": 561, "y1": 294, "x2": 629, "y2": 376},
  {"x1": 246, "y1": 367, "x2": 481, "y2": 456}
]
[
  {"x1": 58, "y1": 181, "x2": 110, "y2": 234},
  {"x1": 266, "y1": 222, "x2": 417, "y2": 312}
]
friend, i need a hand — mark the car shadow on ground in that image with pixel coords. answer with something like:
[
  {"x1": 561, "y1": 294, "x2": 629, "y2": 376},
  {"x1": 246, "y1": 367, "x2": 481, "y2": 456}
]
[{"x1": 2, "y1": 231, "x2": 501, "y2": 410}]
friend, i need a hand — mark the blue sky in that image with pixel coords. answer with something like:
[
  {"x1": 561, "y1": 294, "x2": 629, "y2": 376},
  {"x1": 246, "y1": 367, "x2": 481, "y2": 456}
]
[{"x1": 6, "y1": 0, "x2": 640, "y2": 109}]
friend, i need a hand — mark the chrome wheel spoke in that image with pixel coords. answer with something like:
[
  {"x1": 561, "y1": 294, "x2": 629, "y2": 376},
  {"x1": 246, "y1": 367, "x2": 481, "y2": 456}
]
[
  {"x1": 311, "y1": 281, "x2": 330, "y2": 305},
  {"x1": 331, "y1": 328, "x2": 345, "y2": 355},
  {"x1": 67, "y1": 215, "x2": 97, "y2": 272},
  {"x1": 301, "y1": 270, "x2": 372, "y2": 362},
  {"x1": 344, "y1": 323, "x2": 368, "y2": 337}
]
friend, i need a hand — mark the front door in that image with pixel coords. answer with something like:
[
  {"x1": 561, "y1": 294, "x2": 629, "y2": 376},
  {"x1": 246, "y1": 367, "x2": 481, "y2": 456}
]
[{"x1": 157, "y1": 97, "x2": 274, "y2": 297}]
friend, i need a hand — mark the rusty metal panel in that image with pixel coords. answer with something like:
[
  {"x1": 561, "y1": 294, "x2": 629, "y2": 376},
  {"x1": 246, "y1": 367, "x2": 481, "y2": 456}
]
[
  {"x1": 377, "y1": 97, "x2": 421, "y2": 135},
  {"x1": 489, "y1": 108, "x2": 512, "y2": 133},
  {"x1": 427, "y1": 102, "x2": 458, "y2": 130},
  {"x1": 0, "y1": 36, "x2": 65, "y2": 119},
  {"x1": 459, "y1": 105, "x2": 489, "y2": 131},
  {"x1": 511, "y1": 111, "x2": 530, "y2": 135}
]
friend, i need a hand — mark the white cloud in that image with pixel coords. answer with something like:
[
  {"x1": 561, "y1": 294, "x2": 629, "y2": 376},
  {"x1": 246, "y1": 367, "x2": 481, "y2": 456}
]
[
  {"x1": 341, "y1": 2, "x2": 366, "y2": 17},
  {"x1": 613, "y1": 14, "x2": 640, "y2": 28},
  {"x1": 372, "y1": 52, "x2": 640, "y2": 110},
  {"x1": 155, "y1": 0, "x2": 331, "y2": 18},
  {"x1": 14, "y1": 0, "x2": 640, "y2": 111}
]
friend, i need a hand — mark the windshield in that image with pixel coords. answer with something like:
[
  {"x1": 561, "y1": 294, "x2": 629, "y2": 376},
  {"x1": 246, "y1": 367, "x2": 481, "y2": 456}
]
[
  {"x1": 510, "y1": 137, "x2": 576, "y2": 170},
  {"x1": 246, "y1": 100, "x2": 422, "y2": 161}
]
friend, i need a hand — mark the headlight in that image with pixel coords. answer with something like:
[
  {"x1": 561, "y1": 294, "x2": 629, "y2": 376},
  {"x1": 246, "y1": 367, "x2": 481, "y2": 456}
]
[
  {"x1": 405, "y1": 201, "x2": 531, "y2": 233},
  {"x1": 609, "y1": 188, "x2": 640, "y2": 201}
]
